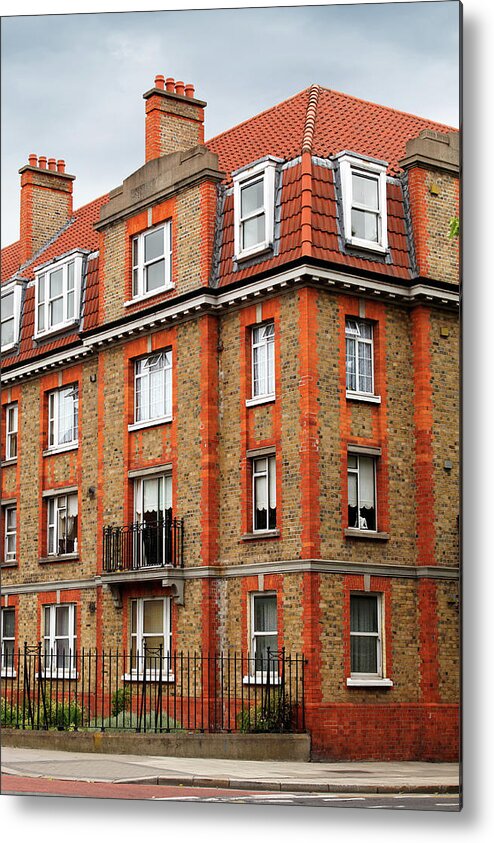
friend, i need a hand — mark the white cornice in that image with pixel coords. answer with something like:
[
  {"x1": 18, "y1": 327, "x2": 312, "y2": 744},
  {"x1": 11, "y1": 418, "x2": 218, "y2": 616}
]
[{"x1": 1, "y1": 264, "x2": 459, "y2": 385}]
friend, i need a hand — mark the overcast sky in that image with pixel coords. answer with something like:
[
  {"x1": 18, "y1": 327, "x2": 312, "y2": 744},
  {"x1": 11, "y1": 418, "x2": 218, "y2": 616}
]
[{"x1": 1, "y1": 1, "x2": 460, "y2": 247}]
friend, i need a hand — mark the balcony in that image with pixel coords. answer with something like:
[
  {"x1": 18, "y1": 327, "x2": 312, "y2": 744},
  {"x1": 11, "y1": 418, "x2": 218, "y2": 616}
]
[{"x1": 103, "y1": 517, "x2": 184, "y2": 574}]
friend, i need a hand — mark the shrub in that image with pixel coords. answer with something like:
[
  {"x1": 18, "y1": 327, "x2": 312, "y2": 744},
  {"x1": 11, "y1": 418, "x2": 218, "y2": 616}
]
[
  {"x1": 1, "y1": 697, "x2": 21, "y2": 727},
  {"x1": 237, "y1": 690, "x2": 293, "y2": 733},
  {"x1": 44, "y1": 697, "x2": 85, "y2": 730},
  {"x1": 111, "y1": 686, "x2": 132, "y2": 718}
]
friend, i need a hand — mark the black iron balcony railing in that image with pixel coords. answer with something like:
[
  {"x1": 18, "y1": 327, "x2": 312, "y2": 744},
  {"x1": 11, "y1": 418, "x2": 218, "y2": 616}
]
[{"x1": 102, "y1": 517, "x2": 184, "y2": 573}]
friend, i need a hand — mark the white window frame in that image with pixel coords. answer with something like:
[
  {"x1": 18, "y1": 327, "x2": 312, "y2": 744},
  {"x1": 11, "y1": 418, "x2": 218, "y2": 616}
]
[
  {"x1": 233, "y1": 159, "x2": 277, "y2": 260},
  {"x1": 34, "y1": 251, "x2": 84, "y2": 338},
  {"x1": 252, "y1": 454, "x2": 277, "y2": 534},
  {"x1": 345, "y1": 318, "x2": 376, "y2": 398},
  {"x1": 42, "y1": 603, "x2": 77, "y2": 677},
  {"x1": 132, "y1": 222, "x2": 172, "y2": 301},
  {"x1": 47, "y1": 492, "x2": 78, "y2": 557},
  {"x1": 1, "y1": 282, "x2": 22, "y2": 352},
  {"x1": 243, "y1": 592, "x2": 280, "y2": 685},
  {"x1": 5, "y1": 402, "x2": 18, "y2": 460},
  {"x1": 336, "y1": 152, "x2": 388, "y2": 253},
  {"x1": 248, "y1": 321, "x2": 275, "y2": 404},
  {"x1": 347, "y1": 593, "x2": 392, "y2": 687},
  {"x1": 130, "y1": 350, "x2": 172, "y2": 430},
  {"x1": 127, "y1": 597, "x2": 173, "y2": 681},
  {"x1": 3, "y1": 505, "x2": 17, "y2": 563},
  {"x1": 47, "y1": 384, "x2": 79, "y2": 452},
  {"x1": 347, "y1": 454, "x2": 377, "y2": 532},
  {"x1": 1, "y1": 606, "x2": 16, "y2": 677}
]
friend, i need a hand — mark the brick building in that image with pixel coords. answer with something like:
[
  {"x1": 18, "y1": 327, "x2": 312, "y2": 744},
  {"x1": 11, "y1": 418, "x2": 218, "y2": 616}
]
[{"x1": 0, "y1": 77, "x2": 460, "y2": 761}]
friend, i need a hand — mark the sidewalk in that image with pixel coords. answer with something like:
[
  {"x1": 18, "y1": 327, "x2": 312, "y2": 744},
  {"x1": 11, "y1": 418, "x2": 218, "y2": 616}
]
[{"x1": 0, "y1": 746, "x2": 460, "y2": 794}]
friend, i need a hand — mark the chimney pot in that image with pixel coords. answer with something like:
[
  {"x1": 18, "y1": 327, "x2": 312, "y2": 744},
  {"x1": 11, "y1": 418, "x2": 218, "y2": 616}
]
[
  {"x1": 28, "y1": 153, "x2": 38, "y2": 167},
  {"x1": 155, "y1": 74, "x2": 165, "y2": 90},
  {"x1": 175, "y1": 81, "x2": 185, "y2": 96},
  {"x1": 38, "y1": 156, "x2": 47, "y2": 169},
  {"x1": 57, "y1": 159, "x2": 66, "y2": 173},
  {"x1": 165, "y1": 77, "x2": 175, "y2": 92},
  {"x1": 185, "y1": 83, "x2": 195, "y2": 98},
  {"x1": 48, "y1": 157, "x2": 57, "y2": 171}
]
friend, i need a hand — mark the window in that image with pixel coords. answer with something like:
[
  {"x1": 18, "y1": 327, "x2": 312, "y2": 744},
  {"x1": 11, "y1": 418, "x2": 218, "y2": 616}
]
[
  {"x1": 132, "y1": 222, "x2": 172, "y2": 299},
  {"x1": 233, "y1": 159, "x2": 277, "y2": 259},
  {"x1": 350, "y1": 594, "x2": 382, "y2": 678},
  {"x1": 43, "y1": 603, "x2": 76, "y2": 675},
  {"x1": 133, "y1": 351, "x2": 172, "y2": 427},
  {"x1": 3, "y1": 505, "x2": 17, "y2": 563},
  {"x1": 1, "y1": 283, "x2": 22, "y2": 352},
  {"x1": 35, "y1": 252, "x2": 84, "y2": 337},
  {"x1": 251, "y1": 322, "x2": 275, "y2": 400},
  {"x1": 5, "y1": 402, "x2": 18, "y2": 460},
  {"x1": 1, "y1": 607, "x2": 15, "y2": 675},
  {"x1": 347, "y1": 454, "x2": 376, "y2": 531},
  {"x1": 252, "y1": 455, "x2": 277, "y2": 532},
  {"x1": 47, "y1": 493, "x2": 78, "y2": 556},
  {"x1": 133, "y1": 474, "x2": 172, "y2": 567},
  {"x1": 346, "y1": 319, "x2": 374, "y2": 395},
  {"x1": 336, "y1": 152, "x2": 388, "y2": 252},
  {"x1": 130, "y1": 598, "x2": 172, "y2": 676},
  {"x1": 48, "y1": 385, "x2": 79, "y2": 450},
  {"x1": 251, "y1": 593, "x2": 278, "y2": 674}
]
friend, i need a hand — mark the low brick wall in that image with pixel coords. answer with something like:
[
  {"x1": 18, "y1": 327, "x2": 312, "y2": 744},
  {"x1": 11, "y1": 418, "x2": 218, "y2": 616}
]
[{"x1": 0, "y1": 729, "x2": 310, "y2": 762}]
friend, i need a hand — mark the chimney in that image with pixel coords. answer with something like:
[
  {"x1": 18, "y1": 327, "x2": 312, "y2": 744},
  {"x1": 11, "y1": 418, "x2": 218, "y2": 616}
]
[
  {"x1": 143, "y1": 74, "x2": 207, "y2": 163},
  {"x1": 399, "y1": 130, "x2": 459, "y2": 283},
  {"x1": 19, "y1": 155, "x2": 75, "y2": 263}
]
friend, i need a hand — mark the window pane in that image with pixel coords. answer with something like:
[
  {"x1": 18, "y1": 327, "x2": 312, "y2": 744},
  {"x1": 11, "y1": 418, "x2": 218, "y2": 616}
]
[
  {"x1": 255, "y1": 634, "x2": 278, "y2": 667},
  {"x1": 242, "y1": 214, "x2": 265, "y2": 250},
  {"x1": 49, "y1": 268, "x2": 63, "y2": 298},
  {"x1": 67, "y1": 261, "x2": 75, "y2": 290},
  {"x1": 131, "y1": 601, "x2": 137, "y2": 634},
  {"x1": 144, "y1": 228, "x2": 164, "y2": 263},
  {"x1": 55, "y1": 606, "x2": 69, "y2": 637},
  {"x1": 145, "y1": 259, "x2": 166, "y2": 292},
  {"x1": 38, "y1": 303, "x2": 45, "y2": 332},
  {"x1": 49, "y1": 297, "x2": 64, "y2": 326},
  {"x1": 241, "y1": 179, "x2": 264, "y2": 217},
  {"x1": 254, "y1": 595, "x2": 277, "y2": 632},
  {"x1": 2, "y1": 292, "x2": 14, "y2": 319},
  {"x1": 352, "y1": 173, "x2": 379, "y2": 209},
  {"x1": 351, "y1": 636, "x2": 378, "y2": 673},
  {"x1": 351, "y1": 596, "x2": 378, "y2": 633},
  {"x1": 1, "y1": 318, "x2": 14, "y2": 347},
  {"x1": 351, "y1": 209, "x2": 378, "y2": 242},
  {"x1": 346, "y1": 338, "x2": 356, "y2": 390},
  {"x1": 143, "y1": 601, "x2": 164, "y2": 635},
  {"x1": 2, "y1": 609, "x2": 15, "y2": 638},
  {"x1": 358, "y1": 342, "x2": 372, "y2": 392}
]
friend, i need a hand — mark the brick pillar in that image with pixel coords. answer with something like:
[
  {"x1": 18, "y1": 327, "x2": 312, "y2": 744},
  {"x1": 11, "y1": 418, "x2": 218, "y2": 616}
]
[
  {"x1": 143, "y1": 74, "x2": 206, "y2": 162},
  {"x1": 411, "y1": 305, "x2": 440, "y2": 703},
  {"x1": 19, "y1": 155, "x2": 75, "y2": 263}
]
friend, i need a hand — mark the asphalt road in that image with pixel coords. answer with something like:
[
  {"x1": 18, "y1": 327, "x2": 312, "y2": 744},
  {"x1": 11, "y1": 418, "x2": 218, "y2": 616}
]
[{"x1": 0, "y1": 775, "x2": 461, "y2": 810}]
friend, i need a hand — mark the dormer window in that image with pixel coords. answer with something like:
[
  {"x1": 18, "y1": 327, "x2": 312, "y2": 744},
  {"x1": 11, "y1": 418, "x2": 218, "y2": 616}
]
[
  {"x1": 1, "y1": 282, "x2": 22, "y2": 353},
  {"x1": 35, "y1": 251, "x2": 84, "y2": 338},
  {"x1": 132, "y1": 222, "x2": 172, "y2": 300},
  {"x1": 233, "y1": 159, "x2": 278, "y2": 260},
  {"x1": 336, "y1": 152, "x2": 388, "y2": 253}
]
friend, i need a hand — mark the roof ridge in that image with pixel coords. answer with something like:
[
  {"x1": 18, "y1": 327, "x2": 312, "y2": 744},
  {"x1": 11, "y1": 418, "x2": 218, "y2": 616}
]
[
  {"x1": 206, "y1": 86, "x2": 311, "y2": 145},
  {"x1": 302, "y1": 84, "x2": 320, "y2": 154},
  {"x1": 317, "y1": 85, "x2": 458, "y2": 131}
]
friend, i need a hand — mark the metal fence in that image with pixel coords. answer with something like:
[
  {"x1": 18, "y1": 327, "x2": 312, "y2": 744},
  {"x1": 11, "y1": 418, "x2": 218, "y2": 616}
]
[{"x1": 1, "y1": 644, "x2": 306, "y2": 734}]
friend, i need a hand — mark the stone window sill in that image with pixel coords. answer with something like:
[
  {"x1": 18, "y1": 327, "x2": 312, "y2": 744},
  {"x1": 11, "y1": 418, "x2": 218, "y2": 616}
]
[
  {"x1": 39, "y1": 554, "x2": 79, "y2": 564},
  {"x1": 346, "y1": 678, "x2": 393, "y2": 688},
  {"x1": 246, "y1": 394, "x2": 276, "y2": 408},
  {"x1": 1, "y1": 560, "x2": 18, "y2": 568},
  {"x1": 122, "y1": 673, "x2": 175, "y2": 683},
  {"x1": 128, "y1": 416, "x2": 172, "y2": 432},
  {"x1": 346, "y1": 391, "x2": 381, "y2": 405},
  {"x1": 243, "y1": 674, "x2": 282, "y2": 686},
  {"x1": 1, "y1": 458, "x2": 17, "y2": 468},
  {"x1": 43, "y1": 443, "x2": 78, "y2": 457},
  {"x1": 344, "y1": 529, "x2": 389, "y2": 541},
  {"x1": 124, "y1": 285, "x2": 175, "y2": 307},
  {"x1": 241, "y1": 530, "x2": 280, "y2": 542}
]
